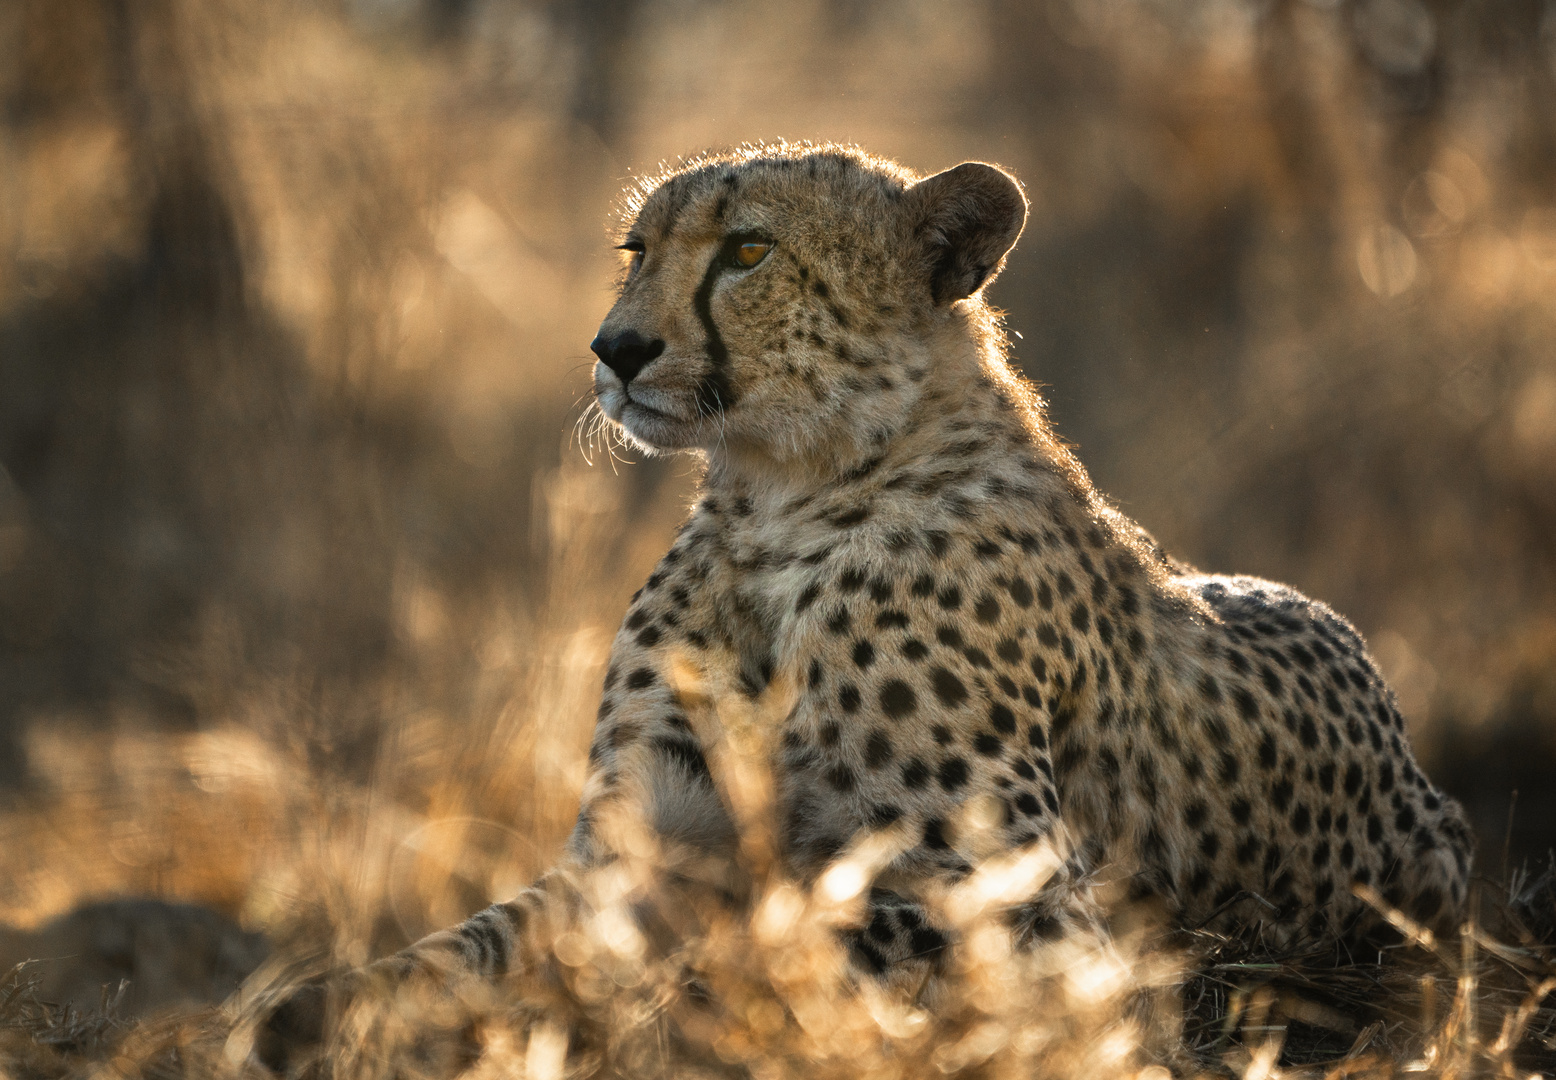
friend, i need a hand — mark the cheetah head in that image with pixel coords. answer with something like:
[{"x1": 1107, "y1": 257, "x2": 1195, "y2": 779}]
[{"x1": 590, "y1": 145, "x2": 1027, "y2": 466}]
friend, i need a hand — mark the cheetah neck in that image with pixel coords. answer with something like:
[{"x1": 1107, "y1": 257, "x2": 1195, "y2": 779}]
[{"x1": 702, "y1": 306, "x2": 1083, "y2": 513}]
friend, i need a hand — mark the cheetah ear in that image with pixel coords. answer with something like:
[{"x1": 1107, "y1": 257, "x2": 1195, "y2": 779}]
[{"x1": 906, "y1": 162, "x2": 1028, "y2": 305}]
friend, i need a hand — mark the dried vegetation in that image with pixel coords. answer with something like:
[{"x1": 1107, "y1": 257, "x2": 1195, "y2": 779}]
[{"x1": 1, "y1": 0, "x2": 1555, "y2": 1076}]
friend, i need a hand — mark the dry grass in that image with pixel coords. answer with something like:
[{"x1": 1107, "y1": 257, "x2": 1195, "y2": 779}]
[
  {"x1": 0, "y1": 467, "x2": 1550, "y2": 1080},
  {"x1": 3, "y1": 2, "x2": 1556, "y2": 1077}
]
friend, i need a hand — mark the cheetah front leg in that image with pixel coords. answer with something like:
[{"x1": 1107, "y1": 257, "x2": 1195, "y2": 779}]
[{"x1": 254, "y1": 577, "x2": 747, "y2": 1070}]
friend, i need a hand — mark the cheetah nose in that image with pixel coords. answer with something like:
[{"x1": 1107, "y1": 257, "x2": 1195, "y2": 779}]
[{"x1": 590, "y1": 330, "x2": 666, "y2": 385}]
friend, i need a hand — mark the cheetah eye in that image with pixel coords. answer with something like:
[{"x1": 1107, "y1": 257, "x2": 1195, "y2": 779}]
[
  {"x1": 722, "y1": 234, "x2": 773, "y2": 269},
  {"x1": 616, "y1": 239, "x2": 645, "y2": 259},
  {"x1": 735, "y1": 241, "x2": 770, "y2": 267}
]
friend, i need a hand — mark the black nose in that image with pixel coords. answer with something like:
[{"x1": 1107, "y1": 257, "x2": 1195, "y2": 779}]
[{"x1": 590, "y1": 330, "x2": 665, "y2": 384}]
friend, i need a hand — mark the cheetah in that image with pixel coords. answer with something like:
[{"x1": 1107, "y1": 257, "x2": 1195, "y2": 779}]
[{"x1": 264, "y1": 144, "x2": 1473, "y2": 1054}]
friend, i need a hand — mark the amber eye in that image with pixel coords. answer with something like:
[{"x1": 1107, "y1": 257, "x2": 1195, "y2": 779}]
[{"x1": 734, "y1": 240, "x2": 771, "y2": 267}]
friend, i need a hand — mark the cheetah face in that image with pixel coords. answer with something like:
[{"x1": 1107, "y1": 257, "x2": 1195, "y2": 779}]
[{"x1": 590, "y1": 147, "x2": 1027, "y2": 464}]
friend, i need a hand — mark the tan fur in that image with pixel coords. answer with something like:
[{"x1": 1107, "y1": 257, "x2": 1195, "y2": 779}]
[{"x1": 385, "y1": 142, "x2": 1474, "y2": 990}]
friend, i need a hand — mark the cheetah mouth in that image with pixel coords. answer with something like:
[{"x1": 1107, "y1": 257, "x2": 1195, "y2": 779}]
[
  {"x1": 597, "y1": 385, "x2": 703, "y2": 449},
  {"x1": 621, "y1": 396, "x2": 685, "y2": 424}
]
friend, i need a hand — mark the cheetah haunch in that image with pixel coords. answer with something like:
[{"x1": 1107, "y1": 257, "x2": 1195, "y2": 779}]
[{"x1": 269, "y1": 145, "x2": 1474, "y2": 1054}]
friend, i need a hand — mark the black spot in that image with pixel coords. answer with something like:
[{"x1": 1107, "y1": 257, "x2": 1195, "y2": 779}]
[
  {"x1": 1378, "y1": 759, "x2": 1395, "y2": 794},
  {"x1": 869, "y1": 803, "x2": 903, "y2": 828},
  {"x1": 876, "y1": 609, "x2": 910, "y2": 630},
  {"x1": 1230, "y1": 798, "x2": 1252, "y2": 825},
  {"x1": 1029, "y1": 655, "x2": 1048, "y2": 683},
  {"x1": 1271, "y1": 779, "x2": 1294, "y2": 811},
  {"x1": 1298, "y1": 716, "x2": 1319, "y2": 749},
  {"x1": 902, "y1": 758, "x2": 930, "y2": 788},
  {"x1": 626, "y1": 667, "x2": 656, "y2": 691},
  {"x1": 974, "y1": 594, "x2": 1001, "y2": 624},
  {"x1": 929, "y1": 667, "x2": 968, "y2": 707},
  {"x1": 938, "y1": 757, "x2": 970, "y2": 790},
  {"x1": 851, "y1": 937, "x2": 888, "y2": 974},
  {"x1": 1097, "y1": 747, "x2": 1120, "y2": 777},
  {"x1": 1036, "y1": 580, "x2": 1054, "y2": 610},
  {"x1": 1366, "y1": 814, "x2": 1383, "y2": 843},
  {"x1": 1051, "y1": 708, "x2": 1075, "y2": 739},
  {"x1": 880, "y1": 680, "x2": 917, "y2": 719},
  {"x1": 1261, "y1": 666, "x2": 1282, "y2": 696},
  {"x1": 1199, "y1": 833, "x2": 1220, "y2": 859},
  {"x1": 807, "y1": 659, "x2": 823, "y2": 688},
  {"x1": 1292, "y1": 804, "x2": 1311, "y2": 834},
  {"x1": 909, "y1": 925, "x2": 949, "y2": 957},
  {"x1": 1015, "y1": 791, "x2": 1042, "y2": 816},
  {"x1": 826, "y1": 765, "x2": 856, "y2": 792},
  {"x1": 1069, "y1": 602, "x2": 1090, "y2": 633},
  {"x1": 826, "y1": 608, "x2": 852, "y2": 635},
  {"x1": 936, "y1": 625, "x2": 964, "y2": 649},
  {"x1": 911, "y1": 574, "x2": 936, "y2": 598},
  {"x1": 1234, "y1": 688, "x2": 1259, "y2": 721},
  {"x1": 1395, "y1": 805, "x2": 1416, "y2": 832},
  {"x1": 1184, "y1": 801, "x2": 1208, "y2": 829},
  {"x1": 937, "y1": 586, "x2": 962, "y2": 610},
  {"x1": 974, "y1": 733, "x2": 1003, "y2": 756},
  {"x1": 852, "y1": 640, "x2": 876, "y2": 669},
  {"x1": 1218, "y1": 751, "x2": 1240, "y2": 784},
  {"x1": 922, "y1": 817, "x2": 950, "y2": 849},
  {"x1": 865, "y1": 731, "x2": 894, "y2": 768},
  {"x1": 653, "y1": 736, "x2": 709, "y2": 779},
  {"x1": 839, "y1": 684, "x2": 862, "y2": 713},
  {"x1": 989, "y1": 703, "x2": 1017, "y2": 734},
  {"x1": 1007, "y1": 578, "x2": 1034, "y2": 607},
  {"x1": 1343, "y1": 761, "x2": 1363, "y2": 796},
  {"x1": 1316, "y1": 762, "x2": 1335, "y2": 794},
  {"x1": 902, "y1": 639, "x2": 929, "y2": 660},
  {"x1": 1200, "y1": 674, "x2": 1222, "y2": 702},
  {"x1": 1258, "y1": 733, "x2": 1278, "y2": 770},
  {"x1": 1188, "y1": 867, "x2": 1212, "y2": 896},
  {"x1": 819, "y1": 722, "x2": 840, "y2": 747}
]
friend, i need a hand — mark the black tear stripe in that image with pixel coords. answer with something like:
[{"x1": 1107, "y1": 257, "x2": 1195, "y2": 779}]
[{"x1": 693, "y1": 252, "x2": 737, "y2": 413}]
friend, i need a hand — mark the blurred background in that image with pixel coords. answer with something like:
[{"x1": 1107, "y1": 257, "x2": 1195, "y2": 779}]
[{"x1": 1, "y1": 0, "x2": 1553, "y2": 980}]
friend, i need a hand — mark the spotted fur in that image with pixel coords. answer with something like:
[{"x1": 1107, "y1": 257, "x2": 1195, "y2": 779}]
[{"x1": 371, "y1": 144, "x2": 1473, "y2": 997}]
